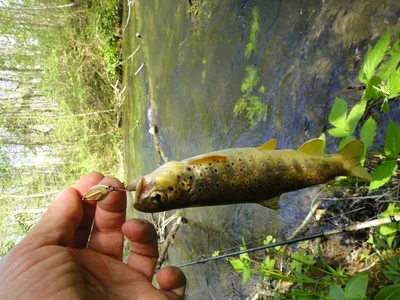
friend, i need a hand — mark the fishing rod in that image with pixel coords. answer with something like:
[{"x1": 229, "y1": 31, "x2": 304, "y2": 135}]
[{"x1": 172, "y1": 215, "x2": 400, "y2": 269}]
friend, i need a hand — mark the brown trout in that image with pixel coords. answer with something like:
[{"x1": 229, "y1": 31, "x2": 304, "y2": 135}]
[{"x1": 126, "y1": 139, "x2": 372, "y2": 212}]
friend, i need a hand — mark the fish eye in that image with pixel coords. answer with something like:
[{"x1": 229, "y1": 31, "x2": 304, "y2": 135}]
[{"x1": 150, "y1": 192, "x2": 165, "y2": 203}]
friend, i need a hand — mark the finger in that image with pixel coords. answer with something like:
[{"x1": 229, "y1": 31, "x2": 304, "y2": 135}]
[
  {"x1": 122, "y1": 218, "x2": 159, "y2": 280},
  {"x1": 68, "y1": 172, "x2": 105, "y2": 248},
  {"x1": 87, "y1": 176, "x2": 126, "y2": 260},
  {"x1": 156, "y1": 267, "x2": 186, "y2": 299},
  {"x1": 23, "y1": 188, "x2": 83, "y2": 250}
]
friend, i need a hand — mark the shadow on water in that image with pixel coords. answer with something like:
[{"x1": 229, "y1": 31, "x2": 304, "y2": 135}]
[{"x1": 122, "y1": 0, "x2": 400, "y2": 298}]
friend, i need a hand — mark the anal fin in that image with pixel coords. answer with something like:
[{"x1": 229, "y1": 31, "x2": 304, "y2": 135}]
[{"x1": 257, "y1": 196, "x2": 280, "y2": 210}]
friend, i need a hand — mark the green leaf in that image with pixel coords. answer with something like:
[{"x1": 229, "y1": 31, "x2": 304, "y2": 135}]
[
  {"x1": 345, "y1": 100, "x2": 367, "y2": 134},
  {"x1": 360, "y1": 117, "x2": 377, "y2": 150},
  {"x1": 386, "y1": 67, "x2": 400, "y2": 98},
  {"x1": 230, "y1": 259, "x2": 244, "y2": 272},
  {"x1": 329, "y1": 127, "x2": 350, "y2": 138},
  {"x1": 329, "y1": 285, "x2": 345, "y2": 300},
  {"x1": 385, "y1": 120, "x2": 400, "y2": 157},
  {"x1": 242, "y1": 265, "x2": 253, "y2": 283},
  {"x1": 363, "y1": 77, "x2": 384, "y2": 101},
  {"x1": 359, "y1": 29, "x2": 391, "y2": 84},
  {"x1": 360, "y1": 117, "x2": 377, "y2": 163},
  {"x1": 374, "y1": 284, "x2": 400, "y2": 300},
  {"x1": 344, "y1": 272, "x2": 368, "y2": 300},
  {"x1": 329, "y1": 97, "x2": 348, "y2": 128},
  {"x1": 387, "y1": 234, "x2": 396, "y2": 249},
  {"x1": 378, "y1": 38, "x2": 400, "y2": 81},
  {"x1": 382, "y1": 99, "x2": 391, "y2": 112},
  {"x1": 370, "y1": 160, "x2": 398, "y2": 190},
  {"x1": 340, "y1": 135, "x2": 356, "y2": 150},
  {"x1": 380, "y1": 224, "x2": 398, "y2": 236}
]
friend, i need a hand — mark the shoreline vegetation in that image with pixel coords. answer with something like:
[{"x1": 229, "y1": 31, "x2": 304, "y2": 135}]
[{"x1": 0, "y1": 0, "x2": 124, "y2": 256}]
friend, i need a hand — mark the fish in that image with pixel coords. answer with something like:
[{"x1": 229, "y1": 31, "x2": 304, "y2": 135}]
[{"x1": 126, "y1": 139, "x2": 372, "y2": 213}]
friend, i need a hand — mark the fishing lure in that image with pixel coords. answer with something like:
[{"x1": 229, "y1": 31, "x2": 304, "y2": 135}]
[{"x1": 82, "y1": 184, "x2": 126, "y2": 201}]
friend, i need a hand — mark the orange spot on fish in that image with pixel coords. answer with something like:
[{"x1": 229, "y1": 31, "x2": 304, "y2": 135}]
[
  {"x1": 222, "y1": 175, "x2": 228, "y2": 181},
  {"x1": 277, "y1": 161, "x2": 281, "y2": 165},
  {"x1": 290, "y1": 167, "x2": 294, "y2": 171},
  {"x1": 235, "y1": 173, "x2": 239, "y2": 177},
  {"x1": 254, "y1": 171, "x2": 259, "y2": 176},
  {"x1": 273, "y1": 169, "x2": 278, "y2": 174},
  {"x1": 301, "y1": 165, "x2": 306, "y2": 169},
  {"x1": 261, "y1": 163, "x2": 266, "y2": 168},
  {"x1": 316, "y1": 165, "x2": 320, "y2": 169},
  {"x1": 298, "y1": 175, "x2": 302, "y2": 179}
]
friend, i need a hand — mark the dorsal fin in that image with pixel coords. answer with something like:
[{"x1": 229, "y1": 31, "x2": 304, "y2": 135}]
[
  {"x1": 297, "y1": 139, "x2": 324, "y2": 154},
  {"x1": 186, "y1": 155, "x2": 228, "y2": 165},
  {"x1": 257, "y1": 138, "x2": 278, "y2": 150}
]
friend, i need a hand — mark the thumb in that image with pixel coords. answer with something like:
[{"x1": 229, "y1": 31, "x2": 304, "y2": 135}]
[{"x1": 22, "y1": 187, "x2": 84, "y2": 250}]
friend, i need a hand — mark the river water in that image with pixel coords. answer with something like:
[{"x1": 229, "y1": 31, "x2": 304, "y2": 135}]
[{"x1": 122, "y1": 0, "x2": 400, "y2": 298}]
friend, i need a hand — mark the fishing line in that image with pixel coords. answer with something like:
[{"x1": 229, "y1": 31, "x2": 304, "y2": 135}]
[{"x1": 171, "y1": 215, "x2": 400, "y2": 269}]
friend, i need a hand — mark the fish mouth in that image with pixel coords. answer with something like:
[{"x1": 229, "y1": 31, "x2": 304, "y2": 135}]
[
  {"x1": 126, "y1": 177, "x2": 158, "y2": 212},
  {"x1": 125, "y1": 176, "x2": 144, "y2": 205}
]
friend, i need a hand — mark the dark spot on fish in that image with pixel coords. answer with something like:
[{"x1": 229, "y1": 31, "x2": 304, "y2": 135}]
[
  {"x1": 192, "y1": 165, "x2": 196, "y2": 168},
  {"x1": 189, "y1": 176, "x2": 193, "y2": 180},
  {"x1": 181, "y1": 182, "x2": 184, "y2": 186},
  {"x1": 216, "y1": 160, "x2": 219, "y2": 163},
  {"x1": 231, "y1": 183, "x2": 234, "y2": 187},
  {"x1": 245, "y1": 180, "x2": 249, "y2": 184},
  {"x1": 239, "y1": 158, "x2": 242, "y2": 161},
  {"x1": 208, "y1": 163, "x2": 212, "y2": 166},
  {"x1": 231, "y1": 162, "x2": 234, "y2": 166},
  {"x1": 226, "y1": 164, "x2": 230, "y2": 168},
  {"x1": 205, "y1": 167, "x2": 208, "y2": 170},
  {"x1": 177, "y1": 175, "x2": 181, "y2": 180},
  {"x1": 216, "y1": 184, "x2": 219, "y2": 188},
  {"x1": 186, "y1": 167, "x2": 192, "y2": 172},
  {"x1": 199, "y1": 164, "x2": 202, "y2": 166},
  {"x1": 198, "y1": 188, "x2": 202, "y2": 192},
  {"x1": 200, "y1": 173, "x2": 203, "y2": 177},
  {"x1": 207, "y1": 188, "x2": 211, "y2": 192},
  {"x1": 168, "y1": 186, "x2": 174, "y2": 191},
  {"x1": 240, "y1": 168, "x2": 243, "y2": 172},
  {"x1": 214, "y1": 169, "x2": 218, "y2": 173}
]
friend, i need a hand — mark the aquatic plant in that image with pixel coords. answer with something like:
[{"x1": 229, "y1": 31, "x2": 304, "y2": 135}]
[{"x1": 234, "y1": 65, "x2": 267, "y2": 127}]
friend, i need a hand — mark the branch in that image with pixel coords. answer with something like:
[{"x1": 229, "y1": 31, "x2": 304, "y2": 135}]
[{"x1": 156, "y1": 216, "x2": 182, "y2": 270}]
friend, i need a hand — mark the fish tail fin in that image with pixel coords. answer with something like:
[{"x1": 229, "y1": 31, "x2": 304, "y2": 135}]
[{"x1": 337, "y1": 140, "x2": 372, "y2": 181}]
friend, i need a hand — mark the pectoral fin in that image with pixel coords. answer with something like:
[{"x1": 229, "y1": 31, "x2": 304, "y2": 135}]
[
  {"x1": 257, "y1": 196, "x2": 280, "y2": 210},
  {"x1": 257, "y1": 138, "x2": 278, "y2": 150}
]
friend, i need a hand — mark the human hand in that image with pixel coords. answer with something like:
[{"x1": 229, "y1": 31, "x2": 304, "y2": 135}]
[{"x1": 0, "y1": 172, "x2": 186, "y2": 299}]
